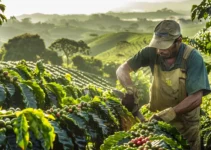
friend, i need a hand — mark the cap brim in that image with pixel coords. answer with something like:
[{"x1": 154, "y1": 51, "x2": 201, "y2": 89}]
[{"x1": 149, "y1": 35, "x2": 174, "y2": 49}]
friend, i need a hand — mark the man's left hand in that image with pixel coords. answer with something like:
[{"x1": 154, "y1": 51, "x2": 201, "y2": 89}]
[{"x1": 150, "y1": 107, "x2": 176, "y2": 123}]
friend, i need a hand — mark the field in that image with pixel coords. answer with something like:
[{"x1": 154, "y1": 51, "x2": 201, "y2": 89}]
[
  {"x1": 0, "y1": 3, "x2": 210, "y2": 149},
  {"x1": 0, "y1": 60, "x2": 210, "y2": 150}
]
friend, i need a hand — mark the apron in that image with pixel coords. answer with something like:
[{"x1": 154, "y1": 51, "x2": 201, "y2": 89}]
[{"x1": 149, "y1": 45, "x2": 201, "y2": 150}]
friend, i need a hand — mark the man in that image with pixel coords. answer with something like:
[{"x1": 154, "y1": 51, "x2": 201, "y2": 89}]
[{"x1": 116, "y1": 20, "x2": 211, "y2": 150}]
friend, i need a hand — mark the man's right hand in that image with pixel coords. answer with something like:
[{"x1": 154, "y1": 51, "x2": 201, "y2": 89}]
[
  {"x1": 122, "y1": 86, "x2": 140, "y2": 112},
  {"x1": 121, "y1": 93, "x2": 136, "y2": 112}
]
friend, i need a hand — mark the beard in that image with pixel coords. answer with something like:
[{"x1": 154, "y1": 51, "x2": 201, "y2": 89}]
[
  {"x1": 159, "y1": 45, "x2": 179, "y2": 59},
  {"x1": 160, "y1": 50, "x2": 178, "y2": 59}
]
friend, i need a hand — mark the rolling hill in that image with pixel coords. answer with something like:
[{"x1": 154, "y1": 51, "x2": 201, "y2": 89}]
[{"x1": 88, "y1": 32, "x2": 152, "y2": 58}]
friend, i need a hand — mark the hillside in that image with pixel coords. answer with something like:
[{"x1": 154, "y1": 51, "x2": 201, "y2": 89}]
[
  {"x1": 107, "y1": 11, "x2": 183, "y2": 20},
  {"x1": 88, "y1": 32, "x2": 152, "y2": 57},
  {"x1": 0, "y1": 11, "x2": 204, "y2": 49}
]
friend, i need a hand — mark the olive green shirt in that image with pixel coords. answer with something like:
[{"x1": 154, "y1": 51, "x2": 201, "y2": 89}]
[{"x1": 127, "y1": 43, "x2": 211, "y2": 96}]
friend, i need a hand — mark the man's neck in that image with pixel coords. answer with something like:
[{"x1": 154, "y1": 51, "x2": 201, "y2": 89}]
[{"x1": 164, "y1": 57, "x2": 176, "y2": 67}]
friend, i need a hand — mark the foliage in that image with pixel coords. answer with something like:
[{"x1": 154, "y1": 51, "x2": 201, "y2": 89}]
[
  {"x1": 0, "y1": 59, "x2": 210, "y2": 149},
  {"x1": 103, "y1": 61, "x2": 120, "y2": 79},
  {"x1": 184, "y1": 0, "x2": 211, "y2": 72},
  {"x1": 116, "y1": 70, "x2": 151, "y2": 106},
  {"x1": 101, "y1": 120, "x2": 189, "y2": 150},
  {"x1": 0, "y1": 60, "x2": 138, "y2": 150},
  {"x1": 72, "y1": 54, "x2": 103, "y2": 76},
  {"x1": 42, "y1": 50, "x2": 63, "y2": 65},
  {"x1": 1, "y1": 33, "x2": 62, "y2": 65},
  {"x1": 49, "y1": 38, "x2": 90, "y2": 65},
  {"x1": 0, "y1": 1, "x2": 7, "y2": 25},
  {"x1": 2, "y1": 34, "x2": 46, "y2": 61},
  {"x1": 0, "y1": 108, "x2": 55, "y2": 150}
]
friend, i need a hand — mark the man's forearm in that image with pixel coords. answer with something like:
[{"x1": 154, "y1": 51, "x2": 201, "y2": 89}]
[
  {"x1": 173, "y1": 90, "x2": 203, "y2": 114},
  {"x1": 116, "y1": 62, "x2": 133, "y2": 88}
]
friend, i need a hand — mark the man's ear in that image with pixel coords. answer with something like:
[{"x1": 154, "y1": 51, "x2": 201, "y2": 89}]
[{"x1": 177, "y1": 37, "x2": 182, "y2": 43}]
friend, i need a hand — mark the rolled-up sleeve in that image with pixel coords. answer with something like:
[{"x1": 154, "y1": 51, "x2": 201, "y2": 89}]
[{"x1": 127, "y1": 47, "x2": 156, "y2": 72}]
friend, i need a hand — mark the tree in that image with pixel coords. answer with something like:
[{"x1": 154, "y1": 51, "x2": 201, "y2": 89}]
[
  {"x1": 157, "y1": 8, "x2": 174, "y2": 13},
  {"x1": 42, "y1": 50, "x2": 63, "y2": 65},
  {"x1": 0, "y1": 1, "x2": 7, "y2": 25},
  {"x1": 78, "y1": 40, "x2": 90, "y2": 55},
  {"x1": 1, "y1": 33, "x2": 62, "y2": 65},
  {"x1": 190, "y1": 0, "x2": 211, "y2": 55},
  {"x1": 49, "y1": 38, "x2": 90, "y2": 65},
  {"x1": 8, "y1": 16, "x2": 19, "y2": 24},
  {"x1": 103, "y1": 62, "x2": 120, "y2": 79},
  {"x1": 2, "y1": 33, "x2": 46, "y2": 61},
  {"x1": 184, "y1": 0, "x2": 211, "y2": 72},
  {"x1": 72, "y1": 54, "x2": 103, "y2": 75},
  {"x1": 21, "y1": 18, "x2": 32, "y2": 24},
  {"x1": 49, "y1": 38, "x2": 79, "y2": 65}
]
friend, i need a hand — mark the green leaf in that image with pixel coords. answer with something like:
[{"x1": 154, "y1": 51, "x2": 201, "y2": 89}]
[
  {"x1": 36, "y1": 59, "x2": 45, "y2": 74},
  {"x1": 191, "y1": 5, "x2": 197, "y2": 12},
  {"x1": 77, "y1": 110, "x2": 102, "y2": 148},
  {"x1": 150, "y1": 135, "x2": 182, "y2": 149},
  {"x1": 206, "y1": 21, "x2": 211, "y2": 29},
  {"x1": 6, "y1": 133, "x2": 22, "y2": 150},
  {"x1": 100, "y1": 131, "x2": 131, "y2": 150},
  {"x1": 45, "y1": 82, "x2": 66, "y2": 107},
  {"x1": 110, "y1": 145, "x2": 137, "y2": 150},
  {"x1": 0, "y1": 129, "x2": 6, "y2": 145},
  {"x1": 18, "y1": 83, "x2": 37, "y2": 108},
  {"x1": 22, "y1": 80, "x2": 45, "y2": 108},
  {"x1": 50, "y1": 120, "x2": 74, "y2": 150},
  {"x1": 89, "y1": 112, "x2": 109, "y2": 136},
  {"x1": 191, "y1": 10, "x2": 197, "y2": 21},
  {"x1": 16, "y1": 64, "x2": 33, "y2": 80},
  {"x1": 62, "y1": 115, "x2": 87, "y2": 149},
  {"x1": 4, "y1": 82, "x2": 15, "y2": 97},
  {"x1": 90, "y1": 100, "x2": 120, "y2": 133},
  {"x1": 64, "y1": 85, "x2": 78, "y2": 99},
  {"x1": 0, "y1": 84, "x2": 6, "y2": 105},
  {"x1": 206, "y1": 42, "x2": 211, "y2": 50},
  {"x1": 0, "y1": 4, "x2": 6, "y2": 12},
  {"x1": 105, "y1": 97, "x2": 138, "y2": 131},
  {"x1": 13, "y1": 114, "x2": 29, "y2": 150},
  {"x1": 17, "y1": 108, "x2": 55, "y2": 150},
  {"x1": 203, "y1": 12, "x2": 208, "y2": 20},
  {"x1": 67, "y1": 113, "x2": 87, "y2": 129}
]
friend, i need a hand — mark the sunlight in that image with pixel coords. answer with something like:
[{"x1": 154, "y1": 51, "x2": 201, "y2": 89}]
[{"x1": 3, "y1": 0, "x2": 186, "y2": 17}]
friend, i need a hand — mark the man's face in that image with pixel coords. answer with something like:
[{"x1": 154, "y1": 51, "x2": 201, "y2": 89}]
[{"x1": 157, "y1": 42, "x2": 179, "y2": 59}]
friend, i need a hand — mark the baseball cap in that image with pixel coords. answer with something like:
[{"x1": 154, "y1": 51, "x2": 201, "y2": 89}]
[{"x1": 149, "y1": 20, "x2": 181, "y2": 49}]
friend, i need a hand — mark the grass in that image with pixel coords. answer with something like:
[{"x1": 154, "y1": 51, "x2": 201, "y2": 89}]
[
  {"x1": 88, "y1": 32, "x2": 152, "y2": 63},
  {"x1": 181, "y1": 23, "x2": 205, "y2": 37}
]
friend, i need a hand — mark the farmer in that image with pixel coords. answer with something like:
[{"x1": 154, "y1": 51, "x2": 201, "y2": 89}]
[{"x1": 116, "y1": 20, "x2": 211, "y2": 150}]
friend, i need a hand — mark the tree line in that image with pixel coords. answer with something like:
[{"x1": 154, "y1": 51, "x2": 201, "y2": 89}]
[{"x1": 0, "y1": 33, "x2": 90, "y2": 66}]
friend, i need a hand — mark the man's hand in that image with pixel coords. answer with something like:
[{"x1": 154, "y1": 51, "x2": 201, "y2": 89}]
[
  {"x1": 121, "y1": 86, "x2": 139, "y2": 111},
  {"x1": 133, "y1": 111, "x2": 146, "y2": 122},
  {"x1": 149, "y1": 114, "x2": 163, "y2": 122},
  {"x1": 121, "y1": 93, "x2": 136, "y2": 112},
  {"x1": 149, "y1": 107, "x2": 176, "y2": 123}
]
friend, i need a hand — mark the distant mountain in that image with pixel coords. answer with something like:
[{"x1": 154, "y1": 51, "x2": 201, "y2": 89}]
[
  {"x1": 16, "y1": 13, "x2": 90, "y2": 23},
  {"x1": 112, "y1": 0, "x2": 201, "y2": 15}
]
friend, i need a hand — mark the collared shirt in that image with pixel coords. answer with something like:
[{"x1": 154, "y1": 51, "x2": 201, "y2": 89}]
[{"x1": 127, "y1": 43, "x2": 211, "y2": 96}]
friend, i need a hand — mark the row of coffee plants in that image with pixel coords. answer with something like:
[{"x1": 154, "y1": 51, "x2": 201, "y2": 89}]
[
  {"x1": 0, "y1": 60, "x2": 137, "y2": 149},
  {"x1": 0, "y1": 60, "x2": 210, "y2": 149}
]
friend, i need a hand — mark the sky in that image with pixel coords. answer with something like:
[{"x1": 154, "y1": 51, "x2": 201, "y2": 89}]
[{"x1": 3, "y1": 0, "x2": 187, "y2": 17}]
